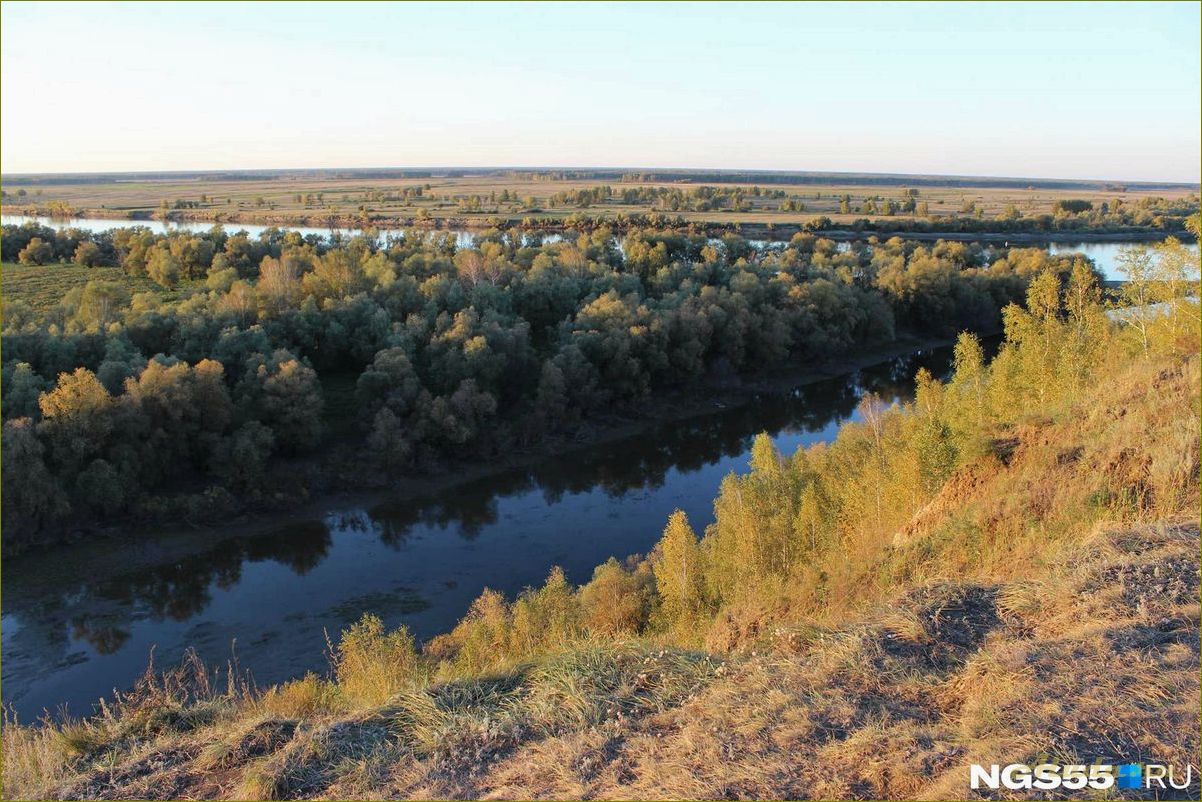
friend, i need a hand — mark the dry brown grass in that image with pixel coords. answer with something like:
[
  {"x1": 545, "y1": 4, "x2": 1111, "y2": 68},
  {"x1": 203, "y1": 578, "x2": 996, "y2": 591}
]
[{"x1": 472, "y1": 521, "x2": 1199, "y2": 801}]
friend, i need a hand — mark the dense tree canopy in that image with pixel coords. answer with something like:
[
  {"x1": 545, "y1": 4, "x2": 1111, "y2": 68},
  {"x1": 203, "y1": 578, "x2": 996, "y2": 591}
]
[{"x1": 2, "y1": 221, "x2": 1102, "y2": 552}]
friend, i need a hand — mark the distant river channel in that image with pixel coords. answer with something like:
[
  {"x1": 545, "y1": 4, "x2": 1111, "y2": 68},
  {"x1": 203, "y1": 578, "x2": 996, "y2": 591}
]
[{"x1": 3, "y1": 213, "x2": 1194, "y2": 281}]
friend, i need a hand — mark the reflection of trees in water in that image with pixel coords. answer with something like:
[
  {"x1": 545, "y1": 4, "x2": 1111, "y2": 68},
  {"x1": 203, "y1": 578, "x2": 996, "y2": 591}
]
[
  {"x1": 243, "y1": 521, "x2": 331, "y2": 575},
  {"x1": 364, "y1": 344, "x2": 963, "y2": 544},
  {"x1": 66, "y1": 521, "x2": 331, "y2": 652},
  {"x1": 860, "y1": 349, "x2": 942, "y2": 400},
  {"x1": 367, "y1": 481, "x2": 506, "y2": 543},
  {"x1": 70, "y1": 617, "x2": 130, "y2": 655}
]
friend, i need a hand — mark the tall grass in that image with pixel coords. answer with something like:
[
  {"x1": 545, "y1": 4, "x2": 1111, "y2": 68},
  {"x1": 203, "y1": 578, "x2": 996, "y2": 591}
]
[{"x1": 332, "y1": 614, "x2": 423, "y2": 708}]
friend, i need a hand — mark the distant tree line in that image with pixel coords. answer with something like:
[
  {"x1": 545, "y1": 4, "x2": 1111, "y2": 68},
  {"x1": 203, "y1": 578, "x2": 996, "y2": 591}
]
[{"x1": 547, "y1": 185, "x2": 787, "y2": 213}]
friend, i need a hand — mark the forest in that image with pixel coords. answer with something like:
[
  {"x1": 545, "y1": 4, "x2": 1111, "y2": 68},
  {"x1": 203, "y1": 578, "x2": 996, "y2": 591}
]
[
  {"x1": 0, "y1": 220, "x2": 1112, "y2": 553},
  {"x1": 525, "y1": 185, "x2": 1198, "y2": 234}
]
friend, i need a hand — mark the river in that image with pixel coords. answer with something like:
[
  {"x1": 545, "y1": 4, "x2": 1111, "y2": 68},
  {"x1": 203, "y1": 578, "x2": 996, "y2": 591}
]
[
  {"x1": 2, "y1": 344, "x2": 969, "y2": 721},
  {"x1": 3, "y1": 214, "x2": 1193, "y2": 282},
  {"x1": 1, "y1": 214, "x2": 545, "y2": 254}
]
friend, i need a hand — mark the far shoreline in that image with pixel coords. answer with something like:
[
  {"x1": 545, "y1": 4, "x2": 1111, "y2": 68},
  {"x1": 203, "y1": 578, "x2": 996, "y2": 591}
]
[{"x1": 2, "y1": 205, "x2": 1194, "y2": 245}]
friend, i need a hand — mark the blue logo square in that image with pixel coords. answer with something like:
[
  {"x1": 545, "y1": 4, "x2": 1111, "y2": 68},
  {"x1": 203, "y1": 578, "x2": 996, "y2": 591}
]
[{"x1": 1116, "y1": 763, "x2": 1142, "y2": 789}]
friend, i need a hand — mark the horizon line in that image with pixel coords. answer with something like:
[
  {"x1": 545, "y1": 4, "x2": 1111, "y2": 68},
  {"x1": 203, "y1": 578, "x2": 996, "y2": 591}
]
[{"x1": 1, "y1": 165, "x2": 1198, "y2": 188}]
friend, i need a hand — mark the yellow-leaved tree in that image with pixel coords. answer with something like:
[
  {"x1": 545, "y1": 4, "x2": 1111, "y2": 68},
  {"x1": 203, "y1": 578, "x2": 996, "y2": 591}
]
[{"x1": 653, "y1": 510, "x2": 705, "y2": 625}]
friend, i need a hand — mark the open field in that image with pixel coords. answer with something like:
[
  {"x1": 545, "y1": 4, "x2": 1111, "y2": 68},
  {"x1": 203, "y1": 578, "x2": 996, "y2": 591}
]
[
  {"x1": 3, "y1": 169, "x2": 1197, "y2": 232},
  {"x1": 0, "y1": 262, "x2": 188, "y2": 312}
]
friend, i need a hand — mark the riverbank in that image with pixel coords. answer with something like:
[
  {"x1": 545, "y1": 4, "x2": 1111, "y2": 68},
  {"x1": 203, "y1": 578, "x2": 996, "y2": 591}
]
[{"x1": 3, "y1": 204, "x2": 1193, "y2": 244}]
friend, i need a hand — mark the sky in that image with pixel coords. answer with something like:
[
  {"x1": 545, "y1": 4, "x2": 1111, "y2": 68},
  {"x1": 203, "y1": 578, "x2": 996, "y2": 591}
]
[{"x1": 1, "y1": 1, "x2": 1199, "y2": 182}]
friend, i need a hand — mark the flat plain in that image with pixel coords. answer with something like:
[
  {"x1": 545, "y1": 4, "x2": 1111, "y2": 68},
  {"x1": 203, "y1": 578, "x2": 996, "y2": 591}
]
[{"x1": 2, "y1": 169, "x2": 1196, "y2": 230}]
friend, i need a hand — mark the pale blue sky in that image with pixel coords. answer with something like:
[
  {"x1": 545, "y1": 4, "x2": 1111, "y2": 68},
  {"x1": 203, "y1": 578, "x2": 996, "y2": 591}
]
[{"x1": 2, "y1": 1, "x2": 1198, "y2": 181}]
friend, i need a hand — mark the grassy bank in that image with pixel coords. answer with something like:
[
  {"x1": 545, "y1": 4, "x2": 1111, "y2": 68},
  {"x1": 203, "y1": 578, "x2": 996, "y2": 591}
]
[
  {"x1": 7, "y1": 519, "x2": 1196, "y2": 799},
  {"x1": 3, "y1": 264, "x2": 1198, "y2": 799}
]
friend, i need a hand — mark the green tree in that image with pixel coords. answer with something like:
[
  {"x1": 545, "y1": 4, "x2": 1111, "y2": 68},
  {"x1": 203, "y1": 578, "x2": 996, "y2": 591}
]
[
  {"x1": 947, "y1": 331, "x2": 988, "y2": 443},
  {"x1": 793, "y1": 481, "x2": 830, "y2": 555},
  {"x1": 74, "y1": 458, "x2": 127, "y2": 515},
  {"x1": 18, "y1": 237, "x2": 53, "y2": 265},
  {"x1": 257, "y1": 254, "x2": 303, "y2": 313},
  {"x1": 242, "y1": 351, "x2": 325, "y2": 452},
  {"x1": 146, "y1": 247, "x2": 182, "y2": 288},
  {"x1": 1151, "y1": 237, "x2": 1202, "y2": 355},
  {"x1": 367, "y1": 407, "x2": 412, "y2": 468},
  {"x1": 508, "y1": 566, "x2": 581, "y2": 654},
  {"x1": 749, "y1": 432, "x2": 783, "y2": 478},
  {"x1": 579, "y1": 557, "x2": 652, "y2": 636},
  {"x1": 64, "y1": 280, "x2": 131, "y2": 331},
  {"x1": 2, "y1": 418, "x2": 70, "y2": 545},
  {"x1": 912, "y1": 417, "x2": 958, "y2": 495},
  {"x1": 211, "y1": 421, "x2": 275, "y2": 491},
  {"x1": 1116, "y1": 246, "x2": 1157, "y2": 356},
  {"x1": 38, "y1": 367, "x2": 115, "y2": 473},
  {"x1": 73, "y1": 241, "x2": 103, "y2": 267},
  {"x1": 2, "y1": 362, "x2": 48, "y2": 419},
  {"x1": 356, "y1": 347, "x2": 422, "y2": 416}
]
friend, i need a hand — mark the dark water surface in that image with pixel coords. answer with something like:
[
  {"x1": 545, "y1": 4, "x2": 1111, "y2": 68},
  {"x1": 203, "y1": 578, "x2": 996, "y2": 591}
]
[{"x1": 2, "y1": 345, "x2": 963, "y2": 721}]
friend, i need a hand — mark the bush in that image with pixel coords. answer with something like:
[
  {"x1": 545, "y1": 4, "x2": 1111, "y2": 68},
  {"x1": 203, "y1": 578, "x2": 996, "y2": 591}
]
[
  {"x1": 579, "y1": 557, "x2": 653, "y2": 636},
  {"x1": 17, "y1": 237, "x2": 54, "y2": 265},
  {"x1": 334, "y1": 614, "x2": 421, "y2": 707}
]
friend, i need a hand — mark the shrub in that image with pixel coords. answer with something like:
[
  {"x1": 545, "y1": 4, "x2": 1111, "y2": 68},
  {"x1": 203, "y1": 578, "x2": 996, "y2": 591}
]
[
  {"x1": 334, "y1": 614, "x2": 421, "y2": 707},
  {"x1": 579, "y1": 557, "x2": 653, "y2": 636}
]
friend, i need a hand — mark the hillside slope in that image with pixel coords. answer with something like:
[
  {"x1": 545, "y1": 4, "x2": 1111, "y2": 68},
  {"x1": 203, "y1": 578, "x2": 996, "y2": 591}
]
[
  {"x1": 10, "y1": 525, "x2": 1197, "y2": 800},
  {"x1": 464, "y1": 520, "x2": 1198, "y2": 801}
]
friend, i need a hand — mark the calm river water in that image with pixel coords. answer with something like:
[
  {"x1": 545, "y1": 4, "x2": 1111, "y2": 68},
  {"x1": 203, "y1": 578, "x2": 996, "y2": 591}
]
[{"x1": 2, "y1": 345, "x2": 969, "y2": 721}]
